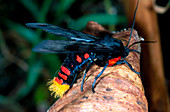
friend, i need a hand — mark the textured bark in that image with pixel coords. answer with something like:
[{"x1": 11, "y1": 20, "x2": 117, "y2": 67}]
[
  {"x1": 122, "y1": 0, "x2": 170, "y2": 112},
  {"x1": 48, "y1": 21, "x2": 148, "y2": 112}
]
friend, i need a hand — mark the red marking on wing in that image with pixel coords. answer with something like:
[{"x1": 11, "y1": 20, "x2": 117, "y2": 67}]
[
  {"x1": 108, "y1": 56, "x2": 121, "y2": 66},
  {"x1": 84, "y1": 53, "x2": 90, "y2": 59},
  {"x1": 59, "y1": 72, "x2": 67, "y2": 80},
  {"x1": 76, "y1": 55, "x2": 82, "y2": 63},
  {"x1": 55, "y1": 77, "x2": 63, "y2": 84},
  {"x1": 61, "y1": 66, "x2": 71, "y2": 76}
]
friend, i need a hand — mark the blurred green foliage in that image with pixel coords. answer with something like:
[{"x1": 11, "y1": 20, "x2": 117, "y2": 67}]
[{"x1": 0, "y1": 0, "x2": 127, "y2": 111}]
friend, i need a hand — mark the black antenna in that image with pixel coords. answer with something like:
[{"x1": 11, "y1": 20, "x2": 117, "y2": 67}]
[
  {"x1": 128, "y1": 40, "x2": 156, "y2": 49},
  {"x1": 126, "y1": 0, "x2": 139, "y2": 47}
]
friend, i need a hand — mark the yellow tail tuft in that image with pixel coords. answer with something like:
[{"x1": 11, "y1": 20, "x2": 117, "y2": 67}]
[{"x1": 47, "y1": 77, "x2": 70, "y2": 98}]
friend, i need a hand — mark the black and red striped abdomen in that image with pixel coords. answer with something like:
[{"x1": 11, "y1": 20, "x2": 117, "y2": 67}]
[
  {"x1": 48, "y1": 52, "x2": 91, "y2": 98},
  {"x1": 57, "y1": 52, "x2": 90, "y2": 85}
]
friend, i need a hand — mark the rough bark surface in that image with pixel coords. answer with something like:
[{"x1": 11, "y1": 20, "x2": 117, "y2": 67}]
[{"x1": 48, "y1": 21, "x2": 148, "y2": 112}]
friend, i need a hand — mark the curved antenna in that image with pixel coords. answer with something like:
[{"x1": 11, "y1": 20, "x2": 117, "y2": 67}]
[
  {"x1": 126, "y1": 0, "x2": 139, "y2": 47},
  {"x1": 128, "y1": 40, "x2": 156, "y2": 49}
]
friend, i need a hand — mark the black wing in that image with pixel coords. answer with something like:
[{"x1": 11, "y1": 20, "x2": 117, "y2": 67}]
[
  {"x1": 26, "y1": 23, "x2": 99, "y2": 42},
  {"x1": 33, "y1": 40, "x2": 111, "y2": 53}
]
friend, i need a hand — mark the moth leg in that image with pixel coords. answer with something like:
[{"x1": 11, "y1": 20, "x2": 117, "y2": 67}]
[
  {"x1": 70, "y1": 58, "x2": 90, "y2": 87},
  {"x1": 70, "y1": 73, "x2": 78, "y2": 87},
  {"x1": 115, "y1": 60, "x2": 140, "y2": 75},
  {"x1": 92, "y1": 63, "x2": 109, "y2": 93},
  {"x1": 81, "y1": 60, "x2": 94, "y2": 92},
  {"x1": 123, "y1": 60, "x2": 140, "y2": 75},
  {"x1": 129, "y1": 49, "x2": 140, "y2": 54}
]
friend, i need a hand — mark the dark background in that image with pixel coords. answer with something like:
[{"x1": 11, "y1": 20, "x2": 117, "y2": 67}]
[{"x1": 0, "y1": 0, "x2": 169, "y2": 112}]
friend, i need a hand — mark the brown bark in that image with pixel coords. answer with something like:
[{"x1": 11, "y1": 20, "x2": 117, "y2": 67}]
[
  {"x1": 48, "y1": 21, "x2": 148, "y2": 112},
  {"x1": 122, "y1": 0, "x2": 170, "y2": 112}
]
